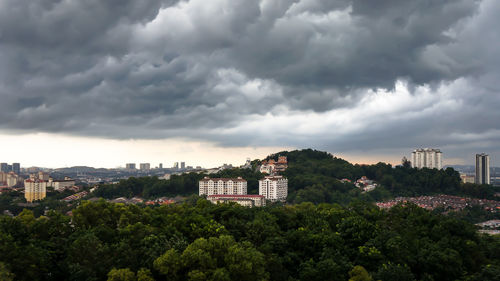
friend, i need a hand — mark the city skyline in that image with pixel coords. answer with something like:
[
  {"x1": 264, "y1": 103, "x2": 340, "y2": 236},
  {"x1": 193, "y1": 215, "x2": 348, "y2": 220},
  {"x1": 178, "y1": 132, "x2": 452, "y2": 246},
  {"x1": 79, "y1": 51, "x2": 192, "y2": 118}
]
[{"x1": 1, "y1": 1, "x2": 499, "y2": 168}]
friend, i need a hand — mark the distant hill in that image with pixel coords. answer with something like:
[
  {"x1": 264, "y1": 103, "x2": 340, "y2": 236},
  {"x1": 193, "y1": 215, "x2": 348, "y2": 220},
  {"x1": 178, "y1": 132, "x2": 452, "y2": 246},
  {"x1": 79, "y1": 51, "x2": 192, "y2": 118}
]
[{"x1": 92, "y1": 149, "x2": 499, "y2": 204}]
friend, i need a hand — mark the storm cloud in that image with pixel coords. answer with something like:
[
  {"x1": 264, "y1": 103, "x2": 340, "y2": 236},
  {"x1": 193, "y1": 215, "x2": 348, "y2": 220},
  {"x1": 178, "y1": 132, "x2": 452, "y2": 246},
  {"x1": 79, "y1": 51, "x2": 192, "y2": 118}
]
[{"x1": 0, "y1": 0, "x2": 499, "y2": 161}]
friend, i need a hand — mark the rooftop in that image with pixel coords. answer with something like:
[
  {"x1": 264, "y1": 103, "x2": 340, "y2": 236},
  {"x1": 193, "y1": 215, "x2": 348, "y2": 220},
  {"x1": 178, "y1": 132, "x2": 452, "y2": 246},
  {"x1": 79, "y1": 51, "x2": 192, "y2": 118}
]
[
  {"x1": 208, "y1": 194, "x2": 264, "y2": 198},
  {"x1": 200, "y1": 177, "x2": 246, "y2": 182}
]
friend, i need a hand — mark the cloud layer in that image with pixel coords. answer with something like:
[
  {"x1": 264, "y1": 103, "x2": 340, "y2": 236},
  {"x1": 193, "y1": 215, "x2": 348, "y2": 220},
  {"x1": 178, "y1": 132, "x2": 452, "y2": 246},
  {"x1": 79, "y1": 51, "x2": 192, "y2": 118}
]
[{"x1": 0, "y1": 0, "x2": 499, "y2": 161}]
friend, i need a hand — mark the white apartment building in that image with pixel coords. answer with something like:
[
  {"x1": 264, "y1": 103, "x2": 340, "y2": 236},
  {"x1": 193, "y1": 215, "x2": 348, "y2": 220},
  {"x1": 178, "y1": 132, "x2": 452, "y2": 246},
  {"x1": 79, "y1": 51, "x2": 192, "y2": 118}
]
[
  {"x1": 24, "y1": 179, "x2": 47, "y2": 202},
  {"x1": 52, "y1": 180, "x2": 76, "y2": 191},
  {"x1": 199, "y1": 177, "x2": 247, "y2": 196},
  {"x1": 207, "y1": 194, "x2": 266, "y2": 207},
  {"x1": 411, "y1": 148, "x2": 443, "y2": 169},
  {"x1": 6, "y1": 172, "x2": 20, "y2": 187},
  {"x1": 259, "y1": 176, "x2": 288, "y2": 202}
]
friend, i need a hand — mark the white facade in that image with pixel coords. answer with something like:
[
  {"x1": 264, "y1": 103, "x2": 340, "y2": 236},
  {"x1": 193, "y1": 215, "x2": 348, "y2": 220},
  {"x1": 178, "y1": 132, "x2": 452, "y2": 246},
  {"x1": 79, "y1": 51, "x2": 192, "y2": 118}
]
[
  {"x1": 6, "y1": 172, "x2": 19, "y2": 187},
  {"x1": 259, "y1": 176, "x2": 288, "y2": 202},
  {"x1": 207, "y1": 195, "x2": 266, "y2": 207},
  {"x1": 475, "y1": 153, "x2": 490, "y2": 185},
  {"x1": 259, "y1": 164, "x2": 274, "y2": 174},
  {"x1": 411, "y1": 148, "x2": 443, "y2": 169},
  {"x1": 199, "y1": 177, "x2": 247, "y2": 196},
  {"x1": 53, "y1": 180, "x2": 76, "y2": 191}
]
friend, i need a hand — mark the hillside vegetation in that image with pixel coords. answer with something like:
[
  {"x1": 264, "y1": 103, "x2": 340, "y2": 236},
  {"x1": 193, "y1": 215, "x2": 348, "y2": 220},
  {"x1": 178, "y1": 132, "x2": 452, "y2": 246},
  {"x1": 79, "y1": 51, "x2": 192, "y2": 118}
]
[{"x1": 93, "y1": 149, "x2": 499, "y2": 204}]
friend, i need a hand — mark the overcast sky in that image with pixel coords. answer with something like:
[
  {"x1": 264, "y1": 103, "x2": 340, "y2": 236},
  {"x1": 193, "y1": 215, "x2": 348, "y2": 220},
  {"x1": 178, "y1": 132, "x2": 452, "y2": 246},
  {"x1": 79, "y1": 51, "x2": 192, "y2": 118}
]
[{"x1": 0, "y1": 0, "x2": 499, "y2": 168}]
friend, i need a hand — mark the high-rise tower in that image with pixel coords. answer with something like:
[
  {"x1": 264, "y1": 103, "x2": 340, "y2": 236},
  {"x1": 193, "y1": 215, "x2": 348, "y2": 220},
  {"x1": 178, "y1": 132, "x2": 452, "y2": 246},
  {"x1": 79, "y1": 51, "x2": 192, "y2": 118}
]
[{"x1": 475, "y1": 153, "x2": 490, "y2": 185}]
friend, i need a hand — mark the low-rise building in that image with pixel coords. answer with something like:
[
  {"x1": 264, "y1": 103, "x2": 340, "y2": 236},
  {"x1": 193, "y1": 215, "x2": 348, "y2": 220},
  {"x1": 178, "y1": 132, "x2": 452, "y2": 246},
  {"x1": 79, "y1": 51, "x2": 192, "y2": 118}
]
[
  {"x1": 24, "y1": 179, "x2": 47, "y2": 202},
  {"x1": 259, "y1": 159, "x2": 275, "y2": 174},
  {"x1": 259, "y1": 176, "x2": 288, "y2": 202},
  {"x1": 460, "y1": 173, "x2": 475, "y2": 184},
  {"x1": 207, "y1": 194, "x2": 266, "y2": 207},
  {"x1": 355, "y1": 176, "x2": 377, "y2": 192},
  {"x1": 199, "y1": 177, "x2": 247, "y2": 196},
  {"x1": 274, "y1": 156, "x2": 288, "y2": 172},
  {"x1": 50, "y1": 179, "x2": 76, "y2": 191},
  {"x1": 62, "y1": 191, "x2": 89, "y2": 202},
  {"x1": 260, "y1": 156, "x2": 288, "y2": 174}
]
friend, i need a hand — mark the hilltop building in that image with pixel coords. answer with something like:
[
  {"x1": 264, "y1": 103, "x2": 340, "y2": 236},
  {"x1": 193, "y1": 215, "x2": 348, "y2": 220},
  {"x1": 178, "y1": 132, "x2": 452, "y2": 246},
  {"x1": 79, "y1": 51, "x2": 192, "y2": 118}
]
[
  {"x1": 411, "y1": 148, "x2": 442, "y2": 169},
  {"x1": 260, "y1": 156, "x2": 288, "y2": 174},
  {"x1": 199, "y1": 177, "x2": 247, "y2": 196},
  {"x1": 259, "y1": 175, "x2": 288, "y2": 202},
  {"x1": 241, "y1": 158, "x2": 252, "y2": 169},
  {"x1": 475, "y1": 153, "x2": 490, "y2": 185},
  {"x1": 24, "y1": 179, "x2": 47, "y2": 202}
]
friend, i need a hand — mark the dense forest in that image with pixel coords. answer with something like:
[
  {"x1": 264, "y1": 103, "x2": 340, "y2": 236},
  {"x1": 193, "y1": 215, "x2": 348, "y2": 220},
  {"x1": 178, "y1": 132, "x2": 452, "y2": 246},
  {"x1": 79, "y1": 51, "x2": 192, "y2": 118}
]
[
  {"x1": 92, "y1": 149, "x2": 500, "y2": 205},
  {"x1": 1, "y1": 199, "x2": 499, "y2": 281}
]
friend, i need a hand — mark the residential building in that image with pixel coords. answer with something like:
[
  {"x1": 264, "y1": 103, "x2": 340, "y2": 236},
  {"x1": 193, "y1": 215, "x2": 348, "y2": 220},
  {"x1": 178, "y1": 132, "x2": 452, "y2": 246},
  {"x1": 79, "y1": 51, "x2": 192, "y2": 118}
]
[
  {"x1": 24, "y1": 179, "x2": 47, "y2": 202},
  {"x1": 52, "y1": 179, "x2": 76, "y2": 191},
  {"x1": 207, "y1": 194, "x2": 266, "y2": 207},
  {"x1": 159, "y1": 163, "x2": 163, "y2": 169},
  {"x1": 173, "y1": 162, "x2": 179, "y2": 170},
  {"x1": 1, "y1": 171, "x2": 21, "y2": 187},
  {"x1": 0, "y1": 172, "x2": 7, "y2": 185},
  {"x1": 125, "y1": 163, "x2": 136, "y2": 170},
  {"x1": 411, "y1": 148, "x2": 443, "y2": 169},
  {"x1": 12, "y1": 163, "x2": 20, "y2": 175},
  {"x1": 0, "y1": 163, "x2": 20, "y2": 173},
  {"x1": 140, "y1": 163, "x2": 151, "y2": 170},
  {"x1": 6, "y1": 172, "x2": 19, "y2": 187},
  {"x1": 259, "y1": 159, "x2": 275, "y2": 174},
  {"x1": 12, "y1": 164, "x2": 19, "y2": 173},
  {"x1": 199, "y1": 177, "x2": 247, "y2": 196},
  {"x1": 460, "y1": 173, "x2": 475, "y2": 184},
  {"x1": 476, "y1": 153, "x2": 490, "y2": 185},
  {"x1": 181, "y1": 162, "x2": 186, "y2": 169},
  {"x1": 259, "y1": 176, "x2": 288, "y2": 202},
  {"x1": 62, "y1": 191, "x2": 89, "y2": 202}
]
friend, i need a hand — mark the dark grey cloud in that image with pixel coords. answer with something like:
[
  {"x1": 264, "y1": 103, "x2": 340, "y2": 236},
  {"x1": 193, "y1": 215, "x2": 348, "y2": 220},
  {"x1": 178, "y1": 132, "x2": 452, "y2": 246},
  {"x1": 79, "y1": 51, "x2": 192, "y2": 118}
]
[{"x1": 0, "y1": 0, "x2": 499, "y2": 162}]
